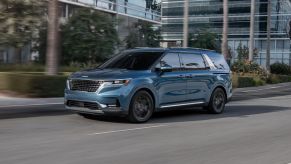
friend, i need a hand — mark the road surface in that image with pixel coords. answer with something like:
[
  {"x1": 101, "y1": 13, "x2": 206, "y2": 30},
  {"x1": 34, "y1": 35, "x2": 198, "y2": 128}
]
[{"x1": 0, "y1": 83, "x2": 291, "y2": 164}]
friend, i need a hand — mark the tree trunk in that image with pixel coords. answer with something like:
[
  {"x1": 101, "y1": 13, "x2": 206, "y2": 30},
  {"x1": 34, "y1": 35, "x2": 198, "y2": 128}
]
[
  {"x1": 222, "y1": 0, "x2": 228, "y2": 59},
  {"x1": 14, "y1": 47, "x2": 22, "y2": 64},
  {"x1": 249, "y1": 0, "x2": 256, "y2": 61},
  {"x1": 266, "y1": 0, "x2": 271, "y2": 72},
  {"x1": 45, "y1": 0, "x2": 59, "y2": 75},
  {"x1": 183, "y1": 0, "x2": 189, "y2": 47}
]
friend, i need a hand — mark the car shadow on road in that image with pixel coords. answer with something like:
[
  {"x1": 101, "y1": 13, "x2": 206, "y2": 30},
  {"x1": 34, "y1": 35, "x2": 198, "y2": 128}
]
[
  {"x1": 148, "y1": 105, "x2": 289, "y2": 124},
  {"x1": 0, "y1": 105, "x2": 289, "y2": 123},
  {"x1": 82, "y1": 105, "x2": 290, "y2": 124},
  {"x1": 0, "y1": 105, "x2": 71, "y2": 120}
]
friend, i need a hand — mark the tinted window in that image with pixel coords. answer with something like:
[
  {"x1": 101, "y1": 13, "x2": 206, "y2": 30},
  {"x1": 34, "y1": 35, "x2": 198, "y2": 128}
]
[
  {"x1": 206, "y1": 52, "x2": 230, "y2": 70},
  {"x1": 101, "y1": 51, "x2": 163, "y2": 70},
  {"x1": 159, "y1": 53, "x2": 181, "y2": 71},
  {"x1": 180, "y1": 53, "x2": 206, "y2": 70}
]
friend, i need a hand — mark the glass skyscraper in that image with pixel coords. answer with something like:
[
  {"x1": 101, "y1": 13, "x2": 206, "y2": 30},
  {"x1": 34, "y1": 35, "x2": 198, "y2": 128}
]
[{"x1": 161, "y1": 0, "x2": 291, "y2": 65}]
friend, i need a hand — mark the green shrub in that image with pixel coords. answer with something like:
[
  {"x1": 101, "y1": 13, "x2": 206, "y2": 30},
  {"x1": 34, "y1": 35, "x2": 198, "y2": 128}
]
[
  {"x1": 231, "y1": 61, "x2": 265, "y2": 75},
  {"x1": 267, "y1": 74, "x2": 291, "y2": 84},
  {"x1": 0, "y1": 73, "x2": 68, "y2": 97},
  {"x1": 0, "y1": 64, "x2": 82, "y2": 72},
  {"x1": 270, "y1": 62, "x2": 291, "y2": 75},
  {"x1": 237, "y1": 76, "x2": 256, "y2": 88}
]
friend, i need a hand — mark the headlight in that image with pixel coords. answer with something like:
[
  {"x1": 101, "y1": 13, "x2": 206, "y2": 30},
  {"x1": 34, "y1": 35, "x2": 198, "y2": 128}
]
[
  {"x1": 66, "y1": 79, "x2": 72, "y2": 89},
  {"x1": 104, "y1": 79, "x2": 131, "y2": 86}
]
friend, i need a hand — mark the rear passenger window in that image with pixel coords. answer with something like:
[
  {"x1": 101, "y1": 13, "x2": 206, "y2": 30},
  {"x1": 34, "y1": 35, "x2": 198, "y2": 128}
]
[
  {"x1": 158, "y1": 53, "x2": 181, "y2": 71},
  {"x1": 180, "y1": 53, "x2": 206, "y2": 70}
]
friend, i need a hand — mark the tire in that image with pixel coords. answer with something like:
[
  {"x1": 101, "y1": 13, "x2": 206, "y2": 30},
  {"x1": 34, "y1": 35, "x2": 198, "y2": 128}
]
[
  {"x1": 128, "y1": 90, "x2": 154, "y2": 123},
  {"x1": 205, "y1": 88, "x2": 226, "y2": 114}
]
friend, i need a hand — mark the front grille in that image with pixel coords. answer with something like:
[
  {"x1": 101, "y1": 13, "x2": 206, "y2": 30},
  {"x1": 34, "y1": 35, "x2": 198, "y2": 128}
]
[
  {"x1": 67, "y1": 100, "x2": 99, "y2": 110},
  {"x1": 71, "y1": 79, "x2": 102, "y2": 92}
]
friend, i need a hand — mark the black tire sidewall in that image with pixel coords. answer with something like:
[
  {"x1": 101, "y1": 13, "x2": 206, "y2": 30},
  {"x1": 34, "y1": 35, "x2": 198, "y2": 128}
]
[
  {"x1": 208, "y1": 88, "x2": 226, "y2": 114},
  {"x1": 128, "y1": 91, "x2": 154, "y2": 123}
]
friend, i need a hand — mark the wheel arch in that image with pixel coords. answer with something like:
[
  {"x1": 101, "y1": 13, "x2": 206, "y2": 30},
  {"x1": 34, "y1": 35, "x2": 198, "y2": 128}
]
[
  {"x1": 206, "y1": 84, "x2": 228, "y2": 104},
  {"x1": 134, "y1": 88, "x2": 156, "y2": 109}
]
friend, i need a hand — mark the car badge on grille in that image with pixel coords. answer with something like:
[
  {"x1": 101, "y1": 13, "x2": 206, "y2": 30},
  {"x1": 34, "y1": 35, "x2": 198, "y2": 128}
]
[{"x1": 81, "y1": 75, "x2": 88, "y2": 78}]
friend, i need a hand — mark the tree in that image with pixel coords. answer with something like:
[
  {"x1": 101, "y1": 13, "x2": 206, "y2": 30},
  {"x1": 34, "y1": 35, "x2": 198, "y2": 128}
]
[
  {"x1": 221, "y1": 0, "x2": 229, "y2": 59},
  {"x1": 46, "y1": 0, "x2": 59, "y2": 75},
  {"x1": 151, "y1": 0, "x2": 161, "y2": 12},
  {"x1": 266, "y1": 0, "x2": 271, "y2": 72},
  {"x1": 249, "y1": 0, "x2": 256, "y2": 61},
  {"x1": 188, "y1": 30, "x2": 221, "y2": 52},
  {"x1": 183, "y1": 0, "x2": 189, "y2": 47},
  {"x1": 0, "y1": 0, "x2": 46, "y2": 63},
  {"x1": 62, "y1": 9, "x2": 119, "y2": 65},
  {"x1": 125, "y1": 21, "x2": 161, "y2": 49},
  {"x1": 236, "y1": 43, "x2": 249, "y2": 61}
]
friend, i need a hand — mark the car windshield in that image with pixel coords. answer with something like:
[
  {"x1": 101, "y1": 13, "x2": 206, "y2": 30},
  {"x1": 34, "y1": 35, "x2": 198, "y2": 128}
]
[{"x1": 100, "y1": 51, "x2": 164, "y2": 70}]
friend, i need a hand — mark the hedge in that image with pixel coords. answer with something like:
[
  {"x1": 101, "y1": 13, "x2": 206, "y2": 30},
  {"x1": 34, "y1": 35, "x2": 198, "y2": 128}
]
[
  {"x1": 0, "y1": 73, "x2": 68, "y2": 97},
  {"x1": 1, "y1": 72, "x2": 291, "y2": 97}
]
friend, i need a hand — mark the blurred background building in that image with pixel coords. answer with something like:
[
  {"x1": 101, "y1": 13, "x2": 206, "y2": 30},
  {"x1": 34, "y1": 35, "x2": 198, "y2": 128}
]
[
  {"x1": 0, "y1": 0, "x2": 161, "y2": 64},
  {"x1": 161, "y1": 0, "x2": 291, "y2": 65}
]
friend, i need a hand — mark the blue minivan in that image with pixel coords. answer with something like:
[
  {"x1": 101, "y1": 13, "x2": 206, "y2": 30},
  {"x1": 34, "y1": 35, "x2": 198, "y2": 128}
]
[{"x1": 65, "y1": 48, "x2": 232, "y2": 122}]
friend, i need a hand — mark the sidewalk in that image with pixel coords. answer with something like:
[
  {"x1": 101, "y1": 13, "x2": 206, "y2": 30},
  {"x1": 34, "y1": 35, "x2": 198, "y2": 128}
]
[{"x1": 0, "y1": 95, "x2": 63, "y2": 107}]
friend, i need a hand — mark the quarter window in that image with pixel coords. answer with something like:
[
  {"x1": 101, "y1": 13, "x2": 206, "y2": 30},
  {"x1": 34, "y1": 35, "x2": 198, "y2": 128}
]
[{"x1": 180, "y1": 53, "x2": 206, "y2": 70}]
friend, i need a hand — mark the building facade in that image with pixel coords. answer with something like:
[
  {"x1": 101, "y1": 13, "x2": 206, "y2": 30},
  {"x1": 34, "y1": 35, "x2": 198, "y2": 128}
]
[
  {"x1": 161, "y1": 0, "x2": 291, "y2": 66},
  {"x1": 0, "y1": 0, "x2": 161, "y2": 64}
]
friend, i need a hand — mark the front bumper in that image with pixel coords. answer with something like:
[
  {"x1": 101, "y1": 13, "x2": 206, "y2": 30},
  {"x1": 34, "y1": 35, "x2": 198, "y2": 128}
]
[
  {"x1": 65, "y1": 99, "x2": 127, "y2": 115},
  {"x1": 64, "y1": 82, "x2": 132, "y2": 115}
]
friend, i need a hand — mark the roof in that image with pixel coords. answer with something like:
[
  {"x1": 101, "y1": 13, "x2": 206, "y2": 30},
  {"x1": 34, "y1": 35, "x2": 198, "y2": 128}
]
[{"x1": 133, "y1": 47, "x2": 217, "y2": 53}]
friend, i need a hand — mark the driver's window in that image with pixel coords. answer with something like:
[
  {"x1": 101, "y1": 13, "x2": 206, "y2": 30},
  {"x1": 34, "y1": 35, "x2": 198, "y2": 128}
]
[{"x1": 157, "y1": 53, "x2": 181, "y2": 71}]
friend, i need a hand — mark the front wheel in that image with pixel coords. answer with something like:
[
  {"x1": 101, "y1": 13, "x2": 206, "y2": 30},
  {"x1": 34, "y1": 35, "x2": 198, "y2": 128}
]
[
  {"x1": 128, "y1": 91, "x2": 154, "y2": 123},
  {"x1": 205, "y1": 88, "x2": 226, "y2": 114}
]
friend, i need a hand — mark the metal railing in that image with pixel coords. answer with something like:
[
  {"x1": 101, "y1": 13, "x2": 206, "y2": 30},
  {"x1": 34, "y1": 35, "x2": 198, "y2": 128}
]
[{"x1": 59, "y1": 0, "x2": 161, "y2": 23}]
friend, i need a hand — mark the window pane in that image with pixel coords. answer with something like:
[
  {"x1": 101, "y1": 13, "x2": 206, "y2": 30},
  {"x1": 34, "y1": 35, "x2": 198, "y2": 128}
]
[
  {"x1": 180, "y1": 53, "x2": 206, "y2": 70},
  {"x1": 160, "y1": 53, "x2": 181, "y2": 70},
  {"x1": 102, "y1": 51, "x2": 163, "y2": 70}
]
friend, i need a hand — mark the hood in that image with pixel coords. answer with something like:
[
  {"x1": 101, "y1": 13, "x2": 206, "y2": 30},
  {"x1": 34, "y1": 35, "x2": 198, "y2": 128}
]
[{"x1": 69, "y1": 68, "x2": 151, "y2": 80}]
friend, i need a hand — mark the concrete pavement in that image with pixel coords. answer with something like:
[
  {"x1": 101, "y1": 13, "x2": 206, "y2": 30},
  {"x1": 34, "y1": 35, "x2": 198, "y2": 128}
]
[{"x1": 0, "y1": 83, "x2": 291, "y2": 164}]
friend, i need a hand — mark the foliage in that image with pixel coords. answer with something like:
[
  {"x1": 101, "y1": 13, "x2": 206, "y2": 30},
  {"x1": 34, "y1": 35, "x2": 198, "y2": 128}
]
[
  {"x1": 125, "y1": 21, "x2": 161, "y2": 49},
  {"x1": 0, "y1": 64, "x2": 82, "y2": 72},
  {"x1": 231, "y1": 60, "x2": 266, "y2": 75},
  {"x1": 0, "y1": 0, "x2": 46, "y2": 47},
  {"x1": 62, "y1": 9, "x2": 119, "y2": 65},
  {"x1": 188, "y1": 30, "x2": 221, "y2": 52},
  {"x1": 270, "y1": 62, "x2": 291, "y2": 75},
  {"x1": 0, "y1": 73, "x2": 67, "y2": 97},
  {"x1": 236, "y1": 43, "x2": 249, "y2": 61},
  {"x1": 151, "y1": 0, "x2": 161, "y2": 12},
  {"x1": 266, "y1": 74, "x2": 291, "y2": 84}
]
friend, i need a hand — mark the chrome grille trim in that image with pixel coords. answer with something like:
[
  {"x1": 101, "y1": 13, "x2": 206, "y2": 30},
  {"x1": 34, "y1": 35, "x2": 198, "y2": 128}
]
[{"x1": 71, "y1": 79, "x2": 102, "y2": 92}]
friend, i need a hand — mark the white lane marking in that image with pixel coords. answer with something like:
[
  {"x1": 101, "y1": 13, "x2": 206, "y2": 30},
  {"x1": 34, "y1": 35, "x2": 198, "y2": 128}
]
[
  {"x1": 240, "y1": 86, "x2": 287, "y2": 93},
  {"x1": 88, "y1": 124, "x2": 170, "y2": 136},
  {"x1": 0, "y1": 103, "x2": 63, "y2": 108}
]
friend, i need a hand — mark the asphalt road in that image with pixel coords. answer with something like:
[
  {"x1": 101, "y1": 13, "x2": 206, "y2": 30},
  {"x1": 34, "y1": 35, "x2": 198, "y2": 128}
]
[{"x1": 1, "y1": 83, "x2": 291, "y2": 164}]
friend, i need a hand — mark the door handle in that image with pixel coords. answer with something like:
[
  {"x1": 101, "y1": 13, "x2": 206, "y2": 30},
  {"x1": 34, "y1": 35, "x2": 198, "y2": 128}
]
[{"x1": 178, "y1": 75, "x2": 185, "y2": 78}]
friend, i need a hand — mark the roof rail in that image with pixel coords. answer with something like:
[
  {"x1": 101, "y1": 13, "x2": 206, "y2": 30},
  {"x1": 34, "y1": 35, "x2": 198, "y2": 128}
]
[
  {"x1": 169, "y1": 47, "x2": 216, "y2": 52},
  {"x1": 134, "y1": 47, "x2": 163, "y2": 49}
]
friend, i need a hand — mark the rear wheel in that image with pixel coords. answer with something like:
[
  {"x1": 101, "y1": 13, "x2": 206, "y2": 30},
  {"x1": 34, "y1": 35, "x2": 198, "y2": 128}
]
[
  {"x1": 205, "y1": 88, "x2": 226, "y2": 114},
  {"x1": 128, "y1": 91, "x2": 154, "y2": 123}
]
